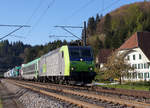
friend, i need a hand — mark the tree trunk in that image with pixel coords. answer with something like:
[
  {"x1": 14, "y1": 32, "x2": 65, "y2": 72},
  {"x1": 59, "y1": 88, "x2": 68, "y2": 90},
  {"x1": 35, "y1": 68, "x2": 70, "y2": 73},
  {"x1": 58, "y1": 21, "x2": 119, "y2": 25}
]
[{"x1": 119, "y1": 76, "x2": 122, "y2": 85}]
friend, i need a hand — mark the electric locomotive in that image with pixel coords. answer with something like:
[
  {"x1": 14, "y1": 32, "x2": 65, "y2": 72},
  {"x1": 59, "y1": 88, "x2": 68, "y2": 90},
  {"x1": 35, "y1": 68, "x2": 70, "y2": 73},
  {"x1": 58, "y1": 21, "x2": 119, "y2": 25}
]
[
  {"x1": 39, "y1": 45, "x2": 95, "y2": 84},
  {"x1": 68, "y1": 46, "x2": 95, "y2": 83}
]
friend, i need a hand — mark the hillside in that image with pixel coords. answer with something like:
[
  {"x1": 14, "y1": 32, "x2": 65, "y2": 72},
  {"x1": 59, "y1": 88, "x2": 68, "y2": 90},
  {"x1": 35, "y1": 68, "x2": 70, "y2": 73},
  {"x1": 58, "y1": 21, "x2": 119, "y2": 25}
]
[{"x1": 85, "y1": 1, "x2": 150, "y2": 55}]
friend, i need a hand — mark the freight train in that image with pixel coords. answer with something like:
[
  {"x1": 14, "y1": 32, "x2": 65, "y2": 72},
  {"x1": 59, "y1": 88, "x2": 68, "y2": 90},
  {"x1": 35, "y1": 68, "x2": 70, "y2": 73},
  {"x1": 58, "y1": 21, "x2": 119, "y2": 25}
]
[{"x1": 4, "y1": 45, "x2": 95, "y2": 84}]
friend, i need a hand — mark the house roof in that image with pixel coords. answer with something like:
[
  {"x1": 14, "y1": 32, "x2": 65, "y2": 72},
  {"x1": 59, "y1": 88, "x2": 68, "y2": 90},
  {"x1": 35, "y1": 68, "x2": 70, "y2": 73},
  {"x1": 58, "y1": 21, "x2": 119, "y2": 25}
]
[
  {"x1": 97, "y1": 49, "x2": 112, "y2": 63},
  {"x1": 119, "y1": 32, "x2": 150, "y2": 60}
]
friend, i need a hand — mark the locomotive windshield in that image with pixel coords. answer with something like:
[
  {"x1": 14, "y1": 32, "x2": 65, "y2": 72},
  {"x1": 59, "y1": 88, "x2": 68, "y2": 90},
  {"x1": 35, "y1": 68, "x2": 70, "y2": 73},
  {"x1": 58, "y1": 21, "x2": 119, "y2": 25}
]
[
  {"x1": 80, "y1": 48, "x2": 91, "y2": 58},
  {"x1": 69, "y1": 46, "x2": 93, "y2": 61}
]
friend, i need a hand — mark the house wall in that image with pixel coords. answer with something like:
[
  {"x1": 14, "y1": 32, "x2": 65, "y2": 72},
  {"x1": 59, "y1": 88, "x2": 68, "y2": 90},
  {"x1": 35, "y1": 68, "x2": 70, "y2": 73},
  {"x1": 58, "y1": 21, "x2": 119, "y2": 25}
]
[{"x1": 121, "y1": 48, "x2": 150, "y2": 81}]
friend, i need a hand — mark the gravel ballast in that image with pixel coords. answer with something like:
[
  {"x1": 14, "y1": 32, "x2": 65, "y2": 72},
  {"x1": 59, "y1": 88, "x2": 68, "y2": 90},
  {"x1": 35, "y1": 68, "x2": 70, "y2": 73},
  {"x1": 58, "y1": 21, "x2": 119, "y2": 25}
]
[{"x1": 1, "y1": 79, "x2": 78, "y2": 108}]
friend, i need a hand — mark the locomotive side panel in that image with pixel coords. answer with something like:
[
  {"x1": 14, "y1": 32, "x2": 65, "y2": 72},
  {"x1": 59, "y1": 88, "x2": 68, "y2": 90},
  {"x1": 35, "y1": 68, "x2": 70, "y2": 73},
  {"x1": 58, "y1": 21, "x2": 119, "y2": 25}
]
[{"x1": 39, "y1": 48, "x2": 65, "y2": 76}]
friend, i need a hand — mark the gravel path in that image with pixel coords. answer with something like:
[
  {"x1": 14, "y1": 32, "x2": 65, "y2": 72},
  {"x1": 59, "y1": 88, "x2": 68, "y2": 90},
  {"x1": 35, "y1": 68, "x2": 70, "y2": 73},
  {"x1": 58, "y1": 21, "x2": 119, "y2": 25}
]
[{"x1": 1, "y1": 79, "x2": 79, "y2": 108}]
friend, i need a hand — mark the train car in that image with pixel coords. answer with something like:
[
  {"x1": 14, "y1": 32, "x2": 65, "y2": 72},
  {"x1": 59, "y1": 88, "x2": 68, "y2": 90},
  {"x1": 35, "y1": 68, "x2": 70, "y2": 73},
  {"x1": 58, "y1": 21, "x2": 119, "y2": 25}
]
[
  {"x1": 4, "y1": 69, "x2": 12, "y2": 78},
  {"x1": 21, "y1": 58, "x2": 40, "y2": 80},
  {"x1": 13, "y1": 66, "x2": 21, "y2": 77},
  {"x1": 4, "y1": 71, "x2": 9, "y2": 78},
  {"x1": 10, "y1": 69, "x2": 15, "y2": 78},
  {"x1": 38, "y1": 45, "x2": 95, "y2": 84},
  {"x1": 4, "y1": 72, "x2": 6, "y2": 78}
]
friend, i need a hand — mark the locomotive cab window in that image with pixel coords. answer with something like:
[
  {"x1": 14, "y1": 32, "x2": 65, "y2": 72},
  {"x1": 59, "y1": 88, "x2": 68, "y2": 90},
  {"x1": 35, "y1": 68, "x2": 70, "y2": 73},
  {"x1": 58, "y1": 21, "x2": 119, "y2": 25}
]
[
  {"x1": 80, "y1": 48, "x2": 91, "y2": 58},
  {"x1": 69, "y1": 47, "x2": 92, "y2": 58}
]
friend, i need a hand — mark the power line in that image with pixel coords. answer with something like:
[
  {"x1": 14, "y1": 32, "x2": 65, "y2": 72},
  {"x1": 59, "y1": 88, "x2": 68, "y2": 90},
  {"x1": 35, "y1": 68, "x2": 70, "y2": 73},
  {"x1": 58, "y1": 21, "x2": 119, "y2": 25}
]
[
  {"x1": 26, "y1": 0, "x2": 56, "y2": 36},
  {"x1": 98, "y1": 0, "x2": 121, "y2": 14},
  {"x1": 20, "y1": 0, "x2": 45, "y2": 36},
  {"x1": 25, "y1": 0, "x2": 45, "y2": 25},
  {"x1": 54, "y1": 25, "x2": 83, "y2": 40},
  {"x1": 78, "y1": 0, "x2": 121, "y2": 26},
  {"x1": 53, "y1": 21, "x2": 87, "y2": 46},
  {"x1": 0, "y1": 25, "x2": 30, "y2": 40},
  {"x1": 49, "y1": 35, "x2": 73, "y2": 38},
  {"x1": 63, "y1": 0, "x2": 96, "y2": 23},
  {"x1": 10, "y1": 35, "x2": 26, "y2": 39},
  {"x1": 0, "y1": 25, "x2": 30, "y2": 27},
  {"x1": 54, "y1": 25, "x2": 83, "y2": 29}
]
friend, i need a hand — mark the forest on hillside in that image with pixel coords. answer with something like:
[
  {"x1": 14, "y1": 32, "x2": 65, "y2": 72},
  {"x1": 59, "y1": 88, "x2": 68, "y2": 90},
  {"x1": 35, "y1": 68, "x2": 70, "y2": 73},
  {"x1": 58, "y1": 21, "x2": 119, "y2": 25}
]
[
  {"x1": 0, "y1": 40, "x2": 30, "y2": 73},
  {"x1": 84, "y1": 1, "x2": 150, "y2": 56},
  {"x1": 1, "y1": 1, "x2": 150, "y2": 74}
]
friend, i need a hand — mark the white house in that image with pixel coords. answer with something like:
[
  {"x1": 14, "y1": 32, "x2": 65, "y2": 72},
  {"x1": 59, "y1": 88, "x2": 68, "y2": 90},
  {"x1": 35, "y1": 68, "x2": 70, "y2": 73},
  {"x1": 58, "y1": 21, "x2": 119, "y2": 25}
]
[{"x1": 118, "y1": 32, "x2": 150, "y2": 81}]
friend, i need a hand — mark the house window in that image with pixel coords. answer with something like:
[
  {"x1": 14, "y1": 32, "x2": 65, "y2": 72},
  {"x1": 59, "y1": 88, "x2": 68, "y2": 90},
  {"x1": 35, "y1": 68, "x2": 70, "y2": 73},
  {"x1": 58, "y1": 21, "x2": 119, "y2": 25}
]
[
  {"x1": 132, "y1": 64, "x2": 134, "y2": 68},
  {"x1": 138, "y1": 64, "x2": 140, "y2": 69},
  {"x1": 127, "y1": 56, "x2": 130, "y2": 60},
  {"x1": 139, "y1": 54, "x2": 142, "y2": 59},
  {"x1": 138, "y1": 73, "x2": 140, "y2": 78},
  {"x1": 138, "y1": 73, "x2": 143, "y2": 79},
  {"x1": 144, "y1": 73, "x2": 147, "y2": 79},
  {"x1": 129, "y1": 73, "x2": 132, "y2": 78},
  {"x1": 146, "y1": 64, "x2": 149, "y2": 69},
  {"x1": 133, "y1": 72, "x2": 137, "y2": 79},
  {"x1": 133, "y1": 55, "x2": 135, "y2": 60},
  {"x1": 141, "y1": 63, "x2": 143, "y2": 69},
  {"x1": 144, "y1": 63, "x2": 146, "y2": 69},
  {"x1": 148, "y1": 73, "x2": 150, "y2": 78},
  {"x1": 135, "y1": 64, "x2": 137, "y2": 69}
]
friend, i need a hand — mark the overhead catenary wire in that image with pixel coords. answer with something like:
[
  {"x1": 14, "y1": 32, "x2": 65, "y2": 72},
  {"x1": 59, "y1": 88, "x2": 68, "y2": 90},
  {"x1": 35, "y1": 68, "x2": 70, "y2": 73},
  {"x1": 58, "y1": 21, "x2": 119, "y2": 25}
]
[
  {"x1": 77, "y1": 0, "x2": 121, "y2": 26},
  {"x1": 10, "y1": 35, "x2": 26, "y2": 39},
  {"x1": 98, "y1": 0, "x2": 121, "y2": 14},
  {"x1": 51, "y1": 0, "x2": 95, "y2": 41},
  {"x1": 14, "y1": 0, "x2": 45, "y2": 38},
  {"x1": 25, "y1": 0, "x2": 45, "y2": 25},
  {"x1": 26, "y1": 0, "x2": 56, "y2": 37},
  {"x1": 49, "y1": 35, "x2": 73, "y2": 38},
  {"x1": 62, "y1": 0, "x2": 96, "y2": 24},
  {"x1": 0, "y1": 26, "x2": 24, "y2": 40},
  {"x1": 0, "y1": 25, "x2": 30, "y2": 40}
]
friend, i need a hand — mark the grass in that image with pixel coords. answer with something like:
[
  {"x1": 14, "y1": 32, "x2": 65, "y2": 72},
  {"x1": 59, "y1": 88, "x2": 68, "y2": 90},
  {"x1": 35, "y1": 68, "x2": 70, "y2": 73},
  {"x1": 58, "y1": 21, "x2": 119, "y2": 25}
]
[
  {"x1": 0, "y1": 99, "x2": 2, "y2": 108},
  {"x1": 98, "y1": 82, "x2": 150, "y2": 91}
]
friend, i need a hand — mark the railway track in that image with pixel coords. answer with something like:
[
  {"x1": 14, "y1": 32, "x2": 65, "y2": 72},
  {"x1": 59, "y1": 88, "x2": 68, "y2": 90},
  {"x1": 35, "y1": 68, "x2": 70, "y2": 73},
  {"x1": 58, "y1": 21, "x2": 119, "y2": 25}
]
[
  {"x1": 6, "y1": 79, "x2": 150, "y2": 108},
  {"x1": 14, "y1": 79, "x2": 150, "y2": 104},
  {"x1": 32, "y1": 81, "x2": 150, "y2": 104}
]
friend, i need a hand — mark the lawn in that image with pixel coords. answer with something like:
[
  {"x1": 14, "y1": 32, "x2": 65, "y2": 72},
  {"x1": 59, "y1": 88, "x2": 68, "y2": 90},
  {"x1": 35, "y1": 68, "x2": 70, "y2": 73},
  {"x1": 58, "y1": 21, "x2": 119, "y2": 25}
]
[
  {"x1": 98, "y1": 83, "x2": 150, "y2": 91},
  {"x1": 0, "y1": 99, "x2": 2, "y2": 108}
]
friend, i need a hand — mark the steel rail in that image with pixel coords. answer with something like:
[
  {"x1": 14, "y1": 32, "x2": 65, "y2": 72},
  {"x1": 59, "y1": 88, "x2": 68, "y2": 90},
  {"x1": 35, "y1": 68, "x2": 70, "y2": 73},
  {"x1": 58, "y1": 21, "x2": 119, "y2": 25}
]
[
  {"x1": 8, "y1": 80, "x2": 103, "y2": 108},
  {"x1": 10, "y1": 80, "x2": 150, "y2": 108}
]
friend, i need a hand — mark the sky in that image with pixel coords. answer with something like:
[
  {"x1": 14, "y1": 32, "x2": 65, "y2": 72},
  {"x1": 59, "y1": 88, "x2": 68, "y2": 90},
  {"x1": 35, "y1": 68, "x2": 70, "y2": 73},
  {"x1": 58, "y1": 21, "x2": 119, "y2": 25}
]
[{"x1": 0, "y1": 0, "x2": 145, "y2": 46}]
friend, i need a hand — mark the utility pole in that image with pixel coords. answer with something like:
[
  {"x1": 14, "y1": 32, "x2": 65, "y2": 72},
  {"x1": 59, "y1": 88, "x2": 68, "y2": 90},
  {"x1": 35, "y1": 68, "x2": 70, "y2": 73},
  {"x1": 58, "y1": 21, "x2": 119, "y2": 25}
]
[
  {"x1": 83, "y1": 21, "x2": 86, "y2": 46},
  {"x1": 54, "y1": 25, "x2": 82, "y2": 46},
  {"x1": 53, "y1": 21, "x2": 87, "y2": 46}
]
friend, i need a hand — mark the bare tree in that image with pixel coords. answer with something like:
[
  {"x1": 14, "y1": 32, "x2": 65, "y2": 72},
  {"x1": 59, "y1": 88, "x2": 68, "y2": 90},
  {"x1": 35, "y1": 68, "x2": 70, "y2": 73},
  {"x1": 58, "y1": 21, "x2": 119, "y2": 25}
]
[{"x1": 100, "y1": 51, "x2": 133, "y2": 84}]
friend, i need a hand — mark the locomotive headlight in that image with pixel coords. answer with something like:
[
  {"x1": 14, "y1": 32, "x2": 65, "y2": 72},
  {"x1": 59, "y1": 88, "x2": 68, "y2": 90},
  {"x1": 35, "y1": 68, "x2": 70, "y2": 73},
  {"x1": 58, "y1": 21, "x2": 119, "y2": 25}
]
[
  {"x1": 89, "y1": 67, "x2": 93, "y2": 71},
  {"x1": 71, "y1": 67, "x2": 74, "y2": 71}
]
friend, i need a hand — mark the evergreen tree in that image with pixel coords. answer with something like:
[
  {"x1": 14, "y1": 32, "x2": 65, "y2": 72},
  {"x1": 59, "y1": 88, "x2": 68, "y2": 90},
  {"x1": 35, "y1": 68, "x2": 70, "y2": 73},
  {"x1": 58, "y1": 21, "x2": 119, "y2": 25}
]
[
  {"x1": 96, "y1": 14, "x2": 100, "y2": 24},
  {"x1": 103, "y1": 14, "x2": 112, "y2": 48},
  {"x1": 87, "y1": 16, "x2": 96, "y2": 36}
]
